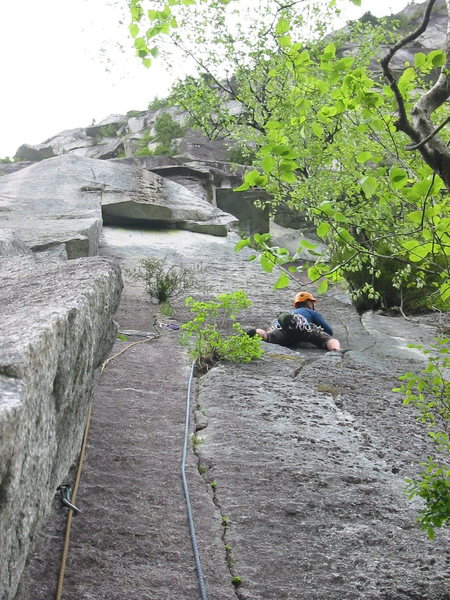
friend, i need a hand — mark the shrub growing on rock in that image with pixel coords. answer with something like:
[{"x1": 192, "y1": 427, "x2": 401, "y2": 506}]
[
  {"x1": 181, "y1": 290, "x2": 263, "y2": 371},
  {"x1": 128, "y1": 257, "x2": 202, "y2": 305},
  {"x1": 395, "y1": 337, "x2": 450, "y2": 538}
]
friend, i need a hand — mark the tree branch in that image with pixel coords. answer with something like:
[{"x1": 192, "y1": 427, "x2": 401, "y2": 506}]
[
  {"x1": 380, "y1": 0, "x2": 437, "y2": 142},
  {"x1": 406, "y1": 116, "x2": 450, "y2": 150}
]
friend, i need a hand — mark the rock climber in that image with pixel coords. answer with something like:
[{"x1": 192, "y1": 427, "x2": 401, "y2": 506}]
[{"x1": 247, "y1": 291, "x2": 341, "y2": 352}]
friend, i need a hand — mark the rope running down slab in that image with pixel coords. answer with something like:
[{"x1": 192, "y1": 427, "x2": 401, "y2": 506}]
[{"x1": 182, "y1": 361, "x2": 209, "y2": 600}]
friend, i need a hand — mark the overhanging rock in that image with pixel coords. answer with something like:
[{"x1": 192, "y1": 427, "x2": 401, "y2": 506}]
[
  {"x1": 0, "y1": 255, "x2": 122, "y2": 600},
  {"x1": 100, "y1": 161, "x2": 238, "y2": 236}
]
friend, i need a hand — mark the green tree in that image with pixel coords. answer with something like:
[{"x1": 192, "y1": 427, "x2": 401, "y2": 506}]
[
  {"x1": 138, "y1": 111, "x2": 186, "y2": 156},
  {"x1": 128, "y1": 0, "x2": 450, "y2": 312}
]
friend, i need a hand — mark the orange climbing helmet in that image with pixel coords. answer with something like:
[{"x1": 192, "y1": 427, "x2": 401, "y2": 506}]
[{"x1": 293, "y1": 291, "x2": 317, "y2": 307}]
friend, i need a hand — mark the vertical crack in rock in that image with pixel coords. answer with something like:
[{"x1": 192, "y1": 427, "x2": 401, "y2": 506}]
[{"x1": 192, "y1": 395, "x2": 246, "y2": 600}]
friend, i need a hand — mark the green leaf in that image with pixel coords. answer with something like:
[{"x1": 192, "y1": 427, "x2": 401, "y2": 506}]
[
  {"x1": 312, "y1": 122, "x2": 324, "y2": 137},
  {"x1": 360, "y1": 176, "x2": 378, "y2": 198},
  {"x1": 406, "y1": 210, "x2": 423, "y2": 225},
  {"x1": 402, "y1": 239, "x2": 420, "y2": 252},
  {"x1": 322, "y1": 43, "x2": 336, "y2": 60},
  {"x1": 278, "y1": 35, "x2": 292, "y2": 48},
  {"x1": 274, "y1": 271, "x2": 290, "y2": 289},
  {"x1": 317, "y1": 278, "x2": 328, "y2": 294},
  {"x1": 307, "y1": 265, "x2": 321, "y2": 281},
  {"x1": 235, "y1": 239, "x2": 250, "y2": 252},
  {"x1": 414, "y1": 52, "x2": 427, "y2": 68},
  {"x1": 356, "y1": 151, "x2": 372, "y2": 164},
  {"x1": 429, "y1": 50, "x2": 446, "y2": 68},
  {"x1": 350, "y1": 0, "x2": 361, "y2": 5},
  {"x1": 261, "y1": 155, "x2": 275, "y2": 173},
  {"x1": 317, "y1": 222, "x2": 331, "y2": 238},
  {"x1": 129, "y1": 23, "x2": 140, "y2": 38},
  {"x1": 280, "y1": 170, "x2": 297, "y2": 183},
  {"x1": 234, "y1": 182, "x2": 250, "y2": 192},
  {"x1": 134, "y1": 37, "x2": 148, "y2": 51},
  {"x1": 335, "y1": 57, "x2": 354, "y2": 71},
  {"x1": 390, "y1": 167, "x2": 408, "y2": 188},
  {"x1": 275, "y1": 17, "x2": 290, "y2": 35},
  {"x1": 272, "y1": 145, "x2": 297, "y2": 158},
  {"x1": 238, "y1": 169, "x2": 267, "y2": 189},
  {"x1": 260, "y1": 253, "x2": 274, "y2": 273},
  {"x1": 298, "y1": 239, "x2": 317, "y2": 250},
  {"x1": 337, "y1": 227, "x2": 355, "y2": 244},
  {"x1": 408, "y1": 243, "x2": 433, "y2": 262},
  {"x1": 440, "y1": 282, "x2": 450, "y2": 302},
  {"x1": 317, "y1": 201, "x2": 333, "y2": 216}
]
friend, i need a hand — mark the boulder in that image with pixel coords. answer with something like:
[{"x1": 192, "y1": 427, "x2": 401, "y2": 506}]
[
  {"x1": 0, "y1": 155, "x2": 103, "y2": 258},
  {"x1": 0, "y1": 255, "x2": 122, "y2": 600}
]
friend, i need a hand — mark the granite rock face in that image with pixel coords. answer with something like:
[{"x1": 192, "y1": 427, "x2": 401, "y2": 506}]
[
  {"x1": 0, "y1": 256, "x2": 122, "y2": 600},
  {"x1": 0, "y1": 154, "x2": 237, "y2": 242},
  {"x1": 8, "y1": 225, "x2": 450, "y2": 600},
  {"x1": 0, "y1": 155, "x2": 103, "y2": 259},
  {"x1": 0, "y1": 155, "x2": 124, "y2": 600}
]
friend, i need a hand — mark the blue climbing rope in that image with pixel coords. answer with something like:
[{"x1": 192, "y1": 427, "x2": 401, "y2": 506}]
[{"x1": 181, "y1": 361, "x2": 209, "y2": 600}]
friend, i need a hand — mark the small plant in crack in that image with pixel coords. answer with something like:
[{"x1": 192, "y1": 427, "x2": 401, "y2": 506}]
[
  {"x1": 198, "y1": 465, "x2": 206, "y2": 475},
  {"x1": 222, "y1": 515, "x2": 231, "y2": 526},
  {"x1": 231, "y1": 576, "x2": 242, "y2": 588},
  {"x1": 210, "y1": 480, "x2": 217, "y2": 489},
  {"x1": 190, "y1": 434, "x2": 205, "y2": 451}
]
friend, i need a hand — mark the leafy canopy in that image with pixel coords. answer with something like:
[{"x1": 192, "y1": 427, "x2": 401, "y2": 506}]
[{"x1": 128, "y1": 0, "x2": 450, "y2": 312}]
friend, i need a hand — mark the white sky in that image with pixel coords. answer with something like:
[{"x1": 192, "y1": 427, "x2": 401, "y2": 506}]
[{"x1": 0, "y1": 0, "x2": 415, "y2": 158}]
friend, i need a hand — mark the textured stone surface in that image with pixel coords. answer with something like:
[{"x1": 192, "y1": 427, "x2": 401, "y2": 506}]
[
  {"x1": 0, "y1": 256, "x2": 122, "y2": 600},
  {"x1": 0, "y1": 155, "x2": 103, "y2": 258},
  {"x1": 0, "y1": 230, "x2": 33, "y2": 257},
  {"x1": 17, "y1": 227, "x2": 450, "y2": 600}
]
